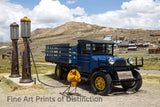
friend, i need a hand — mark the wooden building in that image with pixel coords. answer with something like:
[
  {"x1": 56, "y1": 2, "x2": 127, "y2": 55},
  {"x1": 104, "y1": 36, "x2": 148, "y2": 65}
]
[{"x1": 148, "y1": 47, "x2": 160, "y2": 54}]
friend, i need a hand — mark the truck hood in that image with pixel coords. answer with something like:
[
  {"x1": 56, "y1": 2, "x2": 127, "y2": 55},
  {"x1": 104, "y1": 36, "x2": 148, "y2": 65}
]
[
  {"x1": 92, "y1": 55, "x2": 126, "y2": 65},
  {"x1": 92, "y1": 55, "x2": 125, "y2": 61}
]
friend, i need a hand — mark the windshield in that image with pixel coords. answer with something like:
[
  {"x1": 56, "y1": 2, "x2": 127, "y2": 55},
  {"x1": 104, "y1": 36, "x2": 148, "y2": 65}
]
[{"x1": 93, "y1": 43, "x2": 113, "y2": 55}]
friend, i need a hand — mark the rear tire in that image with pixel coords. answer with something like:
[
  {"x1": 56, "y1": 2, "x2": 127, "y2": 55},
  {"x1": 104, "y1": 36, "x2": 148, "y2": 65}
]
[
  {"x1": 55, "y1": 64, "x2": 63, "y2": 80},
  {"x1": 122, "y1": 70, "x2": 142, "y2": 91},
  {"x1": 90, "y1": 72, "x2": 112, "y2": 95}
]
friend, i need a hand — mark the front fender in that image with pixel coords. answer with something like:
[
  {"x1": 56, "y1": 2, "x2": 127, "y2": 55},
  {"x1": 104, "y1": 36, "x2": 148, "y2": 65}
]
[{"x1": 89, "y1": 66, "x2": 114, "y2": 80}]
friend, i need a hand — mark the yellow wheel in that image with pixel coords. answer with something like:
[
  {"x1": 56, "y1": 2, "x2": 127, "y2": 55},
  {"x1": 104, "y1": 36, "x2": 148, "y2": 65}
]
[
  {"x1": 95, "y1": 76, "x2": 106, "y2": 91},
  {"x1": 67, "y1": 69, "x2": 81, "y2": 82},
  {"x1": 56, "y1": 67, "x2": 60, "y2": 77},
  {"x1": 90, "y1": 72, "x2": 112, "y2": 95},
  {"x1": 55, "y1": 65, "x2": 63, "y2": 80}
]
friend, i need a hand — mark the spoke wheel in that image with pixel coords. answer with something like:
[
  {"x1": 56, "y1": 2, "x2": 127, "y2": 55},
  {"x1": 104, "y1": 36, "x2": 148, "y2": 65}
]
[
  {"x1": 55, "y1": 65, "x2": 63, "y2": 80},
  {"x1": 56, "y1": 68, "x2": 60, "y2": 77},
  {"x1": 95, "y1": 76, "x2": 106, "y2": 91},
  {"x1": 90, "y1": 72, "x2": 112, "y2": 95}
]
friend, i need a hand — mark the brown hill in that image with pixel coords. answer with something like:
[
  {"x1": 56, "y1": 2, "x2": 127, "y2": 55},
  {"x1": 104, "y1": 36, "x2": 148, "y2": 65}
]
[{"x1": 1, "y1": 21, "x2": 160, "y2": 56}]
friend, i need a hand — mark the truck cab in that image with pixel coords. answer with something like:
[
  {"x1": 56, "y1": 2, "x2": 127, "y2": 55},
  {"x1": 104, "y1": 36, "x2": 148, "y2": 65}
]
[
  {"x1": 77, "y1": 39, "x2": 127, "y2": 79},
  {"x1": 77, "y1": 39, "x2": 114, "y2": 74},
  {"x1": 45, "y1": 39, "x2": 143, "y2": 95}
]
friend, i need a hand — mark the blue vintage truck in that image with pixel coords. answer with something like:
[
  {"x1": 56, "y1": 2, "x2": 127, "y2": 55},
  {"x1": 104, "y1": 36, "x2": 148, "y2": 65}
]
[{"x1": 45, "y1": 39, "x2": 143, "y2": 95}]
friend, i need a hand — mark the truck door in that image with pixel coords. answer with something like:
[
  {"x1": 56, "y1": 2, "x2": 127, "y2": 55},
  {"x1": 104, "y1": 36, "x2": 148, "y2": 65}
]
[{"x1": 77, "y1": 43, "x2": 91, "y2": 73}]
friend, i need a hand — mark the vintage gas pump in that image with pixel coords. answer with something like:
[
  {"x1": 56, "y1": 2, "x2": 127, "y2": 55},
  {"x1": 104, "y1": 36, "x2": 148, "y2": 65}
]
[
  {"x1": 19, "y1": 16, "x2": 33, "y2": 83},
  {"x1": 9, "y1": 22, "x2": 21, "y2": 78}
]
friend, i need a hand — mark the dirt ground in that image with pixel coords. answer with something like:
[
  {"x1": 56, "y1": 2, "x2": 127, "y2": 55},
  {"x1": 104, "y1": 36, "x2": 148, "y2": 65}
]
[{"x1": 0, "y1": 70, "x2": 160, "y2": 107}]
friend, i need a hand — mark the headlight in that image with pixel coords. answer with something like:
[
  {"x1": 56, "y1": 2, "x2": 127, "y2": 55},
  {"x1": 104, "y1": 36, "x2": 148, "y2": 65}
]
[
  {"x1": 108, "y1": 58, "x2": 115, "y2": 65},
  {"x1": 127, "y1": 58, "x2": 134, "y2": 64}
]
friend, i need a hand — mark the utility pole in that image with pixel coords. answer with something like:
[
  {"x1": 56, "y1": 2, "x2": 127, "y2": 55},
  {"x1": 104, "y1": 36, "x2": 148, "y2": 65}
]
[
  {"x1": 9, "y1": 22, "x2": 21, "y2": 78},
  {"x1": 19, "y1": 16, "x2": 33, "y2": 83}
]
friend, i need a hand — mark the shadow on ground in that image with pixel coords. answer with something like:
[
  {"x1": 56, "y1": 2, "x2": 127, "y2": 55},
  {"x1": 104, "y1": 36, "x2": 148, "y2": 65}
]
[{"x1": 44, "y1": 73, "x2": 136, "y2": 96}]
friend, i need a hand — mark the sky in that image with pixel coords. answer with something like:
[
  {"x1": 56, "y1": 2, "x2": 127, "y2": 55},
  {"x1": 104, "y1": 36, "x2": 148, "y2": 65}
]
[{"x1": 0, "y1": 0, "x2": 160, "y2": 42}]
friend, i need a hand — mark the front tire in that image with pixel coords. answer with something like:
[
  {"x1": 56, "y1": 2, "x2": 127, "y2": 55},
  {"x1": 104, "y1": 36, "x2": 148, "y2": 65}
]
[
  {"x1": 122, "y1": 70, "x2": 142, "y2": 91},
  {"x1": 90, "y1": 72, "x2": 112, "y2": 95}
]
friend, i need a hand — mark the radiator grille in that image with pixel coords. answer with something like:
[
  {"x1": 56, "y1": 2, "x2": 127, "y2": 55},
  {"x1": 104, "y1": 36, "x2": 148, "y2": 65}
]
[{"x1": 114, "y1": 60, "x2": 126, "y2": 71}]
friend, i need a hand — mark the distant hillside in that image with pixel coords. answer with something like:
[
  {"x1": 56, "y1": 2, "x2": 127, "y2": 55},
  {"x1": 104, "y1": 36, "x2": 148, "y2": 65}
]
[
  {"x1": 1, "y1": 21, "x2": 160, "y2": 55},
  {"x1": 0, "y1": 42, "x2": 6, "y2": 46}
]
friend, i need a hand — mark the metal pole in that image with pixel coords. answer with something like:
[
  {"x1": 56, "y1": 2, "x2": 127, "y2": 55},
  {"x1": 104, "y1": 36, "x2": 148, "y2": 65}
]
[
  {"x1": 9, "y1": 22, "x2": 20, "y2": 78},
  {"x1": 10, "y1": 39, "x2": 20, "y2": 77},
  {"x1": 20, "y1": 16, "x2": 33, "y2": 83}
]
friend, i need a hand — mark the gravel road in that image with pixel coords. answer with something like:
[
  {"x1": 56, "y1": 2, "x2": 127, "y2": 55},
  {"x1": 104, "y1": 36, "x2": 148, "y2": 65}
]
[
  {"x1": 140, "y1": 70, "x2": 160, "y2": 75},
  {"x1": 0, "y1": 70, "x2": 160, "y2": 107}
]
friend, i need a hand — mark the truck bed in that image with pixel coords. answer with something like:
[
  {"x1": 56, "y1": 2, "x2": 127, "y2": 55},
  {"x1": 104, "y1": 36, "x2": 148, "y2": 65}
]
[{"x1": 45, "y1": 44, "x2": 77, "y2": 64}]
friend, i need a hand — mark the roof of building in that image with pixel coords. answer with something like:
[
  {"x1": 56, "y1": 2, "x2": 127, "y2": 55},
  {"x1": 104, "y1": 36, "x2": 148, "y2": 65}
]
[
  {"x1": 148, "y1": 47, "x2": 159, "y2": 50},
  {"x1": 128, "y1": 47, "x2": 137, "y2": 49},
  {"x1": 78, "y1": 39, "x2": 114, "y2": 44}
]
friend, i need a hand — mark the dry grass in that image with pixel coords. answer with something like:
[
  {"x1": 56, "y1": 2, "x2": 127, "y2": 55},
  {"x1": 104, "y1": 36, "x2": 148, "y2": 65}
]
[
  {"x1": 117, "y1": 50, "x2": 160, "y2": 70},
  {"x1": 0, "y1": 57, "x2": 54, "y2": 74},
  {"x1": 0, "y1": 57, "x2": 55, "y2": 95},
  {"x1": 0, "y1": 58, "x2": 11, "y2": 73},
  {"x1": 0, "y1": 54, "x2": 160, "y2": 95},
  {"x1": 141, "y1": 73, "x2": 160, "y2": 88},
  {"x1": 0, "y1": 77, "x2": 49, "y2": 95},
  {"x1": 141, "y1": 73, "x2": 160, "y2": 97}
]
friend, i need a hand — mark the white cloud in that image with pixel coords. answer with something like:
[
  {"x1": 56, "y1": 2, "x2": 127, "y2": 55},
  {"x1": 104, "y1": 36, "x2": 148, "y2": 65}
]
[
  {"x1": 31, "y1": 0, "x2": 73, "y2": 23},
  {"x1": 86, "y1": 0, "x2": 160, "y2": 29},
  {"x1": 29, "y1": 0, "x2": 86, "y2": 30},
  {"x1": 29, "y1": 0, "x2": 74, "y2": 30},
  {"x1": 66, "y1": 0, "x2": 77, "y2": 4},
  {"x1": 0, "y1": 0, "x2": 29, "y2": 42},
  {"x1": 1, "y1": 0, "x2": 160, "y2": 42},
  {"x1": 0, "y1": 0, "x2": 85, "y2": 42},
  {"x1": 71, "y1": 7, "x2": 87, "y2": 16}
]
